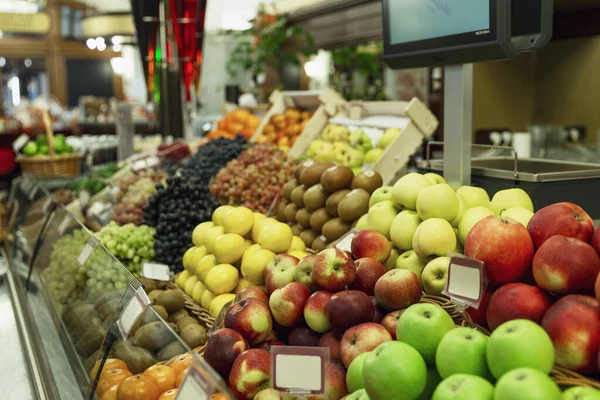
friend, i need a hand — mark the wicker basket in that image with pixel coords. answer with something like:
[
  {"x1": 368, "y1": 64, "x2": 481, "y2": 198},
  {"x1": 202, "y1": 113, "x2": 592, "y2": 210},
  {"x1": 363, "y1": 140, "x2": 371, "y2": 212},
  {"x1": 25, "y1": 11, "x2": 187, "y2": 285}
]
[{"x1": 165, "y1": 281, "x2": 216, "y2": 329}]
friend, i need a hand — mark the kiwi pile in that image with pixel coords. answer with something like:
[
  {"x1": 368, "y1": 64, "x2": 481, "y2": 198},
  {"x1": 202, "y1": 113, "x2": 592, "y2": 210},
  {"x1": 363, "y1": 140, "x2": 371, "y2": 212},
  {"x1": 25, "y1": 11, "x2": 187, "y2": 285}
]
[{"x1": 277, "y1": 160, "x2": 383, "y2": 250}]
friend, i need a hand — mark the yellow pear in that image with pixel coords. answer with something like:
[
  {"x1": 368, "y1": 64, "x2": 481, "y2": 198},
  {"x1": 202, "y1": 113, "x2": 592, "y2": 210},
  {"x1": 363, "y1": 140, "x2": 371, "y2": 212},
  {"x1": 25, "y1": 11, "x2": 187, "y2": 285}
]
[
  {"x1": 289, "y1": 250, "x2": 308, "y2": 260},
  {"x1": 252, "y1": 218, "x2": 279, "y2": 242},
  {"x1": 192, "y1": 221, "x2": 214, "y2": 246},
  {"x1": 241, "y1": 248, "x2": 276, "y2": 284},
  {"x1": 212, "y1": 205, "x2": 234, "y2": 226},
  {"x1": 188, "y1": 245, "x2": 207, "y2": 271},
  {"x1": 204, "y1": 226, "x2": 225, "y2": 253},
  {"x1": 191, "y1": 281, "x2": 207, "y2": 304},
  {"x1": 224, "y1": 207, "x2": 255, "y2": 236},
  {"x1": 234, "y1": 278, "x2": 254, "y2": 293},
  {"x1": 195, "y1": 254, "x2": 217, "y2": 282},
  {"x1": 209, "y1": 293, "x2": 236, "y2": 318},
  {"x1": 254, "y1": 212, "x2": 266, "y2": 223},
  {"x1": 184, "y1": 275, "x2": 198, "y2": 296},
  {"x1": 201, "y1": 290, "x2": 216, "y2": 309},
  {"x1": 213, "y1": 233, "x2": 245, "y2": 264},
  {"x1": 205, "y1": 263, "x2": 239, "y2": 295},
  {"x1": 258, "y1": 222, "x2": 293, "y2": 253},
  {"x1": 287, "y1": 236, "x2": 306, "y2": 252},
  {"x1": 176, "y1": 270, "x2": 190, "y2": 289},
  {"x1": 182, "y1": 247, "x2": 196, "y2": 271}
]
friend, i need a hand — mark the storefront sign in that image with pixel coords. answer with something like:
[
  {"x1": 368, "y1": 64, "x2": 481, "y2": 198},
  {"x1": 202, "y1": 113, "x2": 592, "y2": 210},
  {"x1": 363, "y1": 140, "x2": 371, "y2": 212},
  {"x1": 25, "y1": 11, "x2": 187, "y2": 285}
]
[{"x1": 0, "y1": 12, "x2": 51, "y2": 35}]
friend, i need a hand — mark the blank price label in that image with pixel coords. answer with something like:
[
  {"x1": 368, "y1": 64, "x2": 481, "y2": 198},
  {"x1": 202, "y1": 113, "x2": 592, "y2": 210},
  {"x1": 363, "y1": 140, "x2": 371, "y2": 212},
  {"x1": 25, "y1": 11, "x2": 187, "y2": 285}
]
[
  {"x1": 443, "y1": 256, "x2": 487, "y2": 309},
  {"x1": 272, "y1": 346, "x2": 327, "y2": 395},
  {"x1": 142, "y1": 263, "x2": 171, "y2": 282},
  {"x1": 118, "y1": 286, "x2": 151, "y2": 339},
  {"x1": 334, "y1": 229, "x2": 358, "y2": 253},
  {"x1": 176, "y1": 368, "x2": 209, "y2": 400},
  {"x1": 77, "y1": 236, "x2": 99, "y2": 267},
  {"x1": 12, "y1": 134, "x2": 29, "y2": 152}
]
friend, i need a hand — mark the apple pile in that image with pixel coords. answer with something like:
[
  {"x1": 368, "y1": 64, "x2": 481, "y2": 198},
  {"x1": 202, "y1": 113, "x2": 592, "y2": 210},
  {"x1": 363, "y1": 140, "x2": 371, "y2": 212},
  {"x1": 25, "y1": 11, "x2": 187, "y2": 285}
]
[
  {"x1": 306, "y1": 125, "x2": 400, "y2": 175},
  {"x1": 175, "y1": 205, "x2": 309, "y2": 318},
  {"x1": 463, "y1": 201, "x2": 600, "y2": 377},
  {"x1": 277, "y1": 161, "x2": 384, "y2": 252}
]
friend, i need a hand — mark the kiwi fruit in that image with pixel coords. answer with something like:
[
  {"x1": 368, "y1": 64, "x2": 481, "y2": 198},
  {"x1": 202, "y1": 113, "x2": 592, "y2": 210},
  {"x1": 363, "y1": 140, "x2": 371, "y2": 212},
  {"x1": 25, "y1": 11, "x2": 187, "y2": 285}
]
[
  {"x1": 296, "y1": 208, "x2": 312, "y2": 228},
  {"x1": 321, "y1": 165, "x2": 354, "y2": 192},
  {"x1": 338, "y1": 188, "x2": 370, "y2": 222},
  {"x1": 148, "y1": 289, "x2": 164, "y2": 304},
  {"x1": 72, "y1": 316, "x2": 103, "y2": 340},
  {"x1": 153, "y1": 305, "x2": 169, "y2": 321},
  {"x1": 284, "y1": 203, "x2": 299, "y2": 223},
  {"x1": 138, "y1": 277, "x2": 158, "y2": 292},
  {"x1": 300, "y1": 163, "x2": 332, "y2": 187},
  {"x1": 351, "y1": 170, "x2": 383, "y2": 194},
  {"x1": 176, "y1": 316, "x2": 199, "y2": 331},
  {"x1": 133, "y1": 321, "x2": 173, "y2": 351},
  {"x1": 276, "y1": 199, "x2": 289, "y2": 221},
  {"x1": 156, "y1": 290, "x2": 186, "y2": 313},
  {"x1": 309, "y1": 208, "x2": 332, "y2": 232},
  {"x1": 93, "y1": 291, "x2": 122, "y2": 310},
  {"x1": 322, "y1": 218, "x2": 352, "y2": 241},
  {"x1": 290, "y1": 185, "x2": 307, "y2": 208},
  {"x1": 325, "y1": 189, "x2": 350, "y2": 217},
  {"x1": 75, "y1": 327, "x2": 106, "y2": 358},
  {"x1": 312, "y1": 236, "x2": 328, "y2": 251},
  {"x1": 114, "y1": 344, "x2": 157, "y2": 374},
  {"x1": 168, "y1": 309, "x2": 190, "y2": 323},
  {"x1": 97, "y1": 298, "x2": 121, "y2": 321},
  {"x1": 291, "y1": 224, "x2": 304, "y2": 236},
  {"x1": 64, "y1": 303, "x2": 95, "y2": 327},
  {"x1": 299, "y1": 229, "x2": 319, "y2": 247},
  {"x1": 157, "y1": 341, "x2": 188, "y2": 361},
  {"x1": 295, "y1": 160, "x2": 316, "y2": 181},
  {"x1": 283, "y1": 179, "x2": 299, "y2": 201},
  {"x1": 303, "y1": 184, "x2": 327, "y2": 211},
  {"x1": 180, "y1": 324, "x2": 208, "y2": 348}
]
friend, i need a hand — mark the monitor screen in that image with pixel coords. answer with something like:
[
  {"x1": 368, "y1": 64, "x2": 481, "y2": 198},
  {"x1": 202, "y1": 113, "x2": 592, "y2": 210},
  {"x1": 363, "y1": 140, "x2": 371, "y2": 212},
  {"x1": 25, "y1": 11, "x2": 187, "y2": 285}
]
[{"x1": 389, "y1": 0, "x2": 492, "y2": 45}]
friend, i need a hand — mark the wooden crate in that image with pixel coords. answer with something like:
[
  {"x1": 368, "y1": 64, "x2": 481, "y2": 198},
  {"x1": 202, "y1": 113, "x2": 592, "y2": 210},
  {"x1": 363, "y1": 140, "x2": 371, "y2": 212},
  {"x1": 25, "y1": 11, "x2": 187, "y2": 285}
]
[{"x1": 289, "y1": 97, "x2": 439, "y2": 185}]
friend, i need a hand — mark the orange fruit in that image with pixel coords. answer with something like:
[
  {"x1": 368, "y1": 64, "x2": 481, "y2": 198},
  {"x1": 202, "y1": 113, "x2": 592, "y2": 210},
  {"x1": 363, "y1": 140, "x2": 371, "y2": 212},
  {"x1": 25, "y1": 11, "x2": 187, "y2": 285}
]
[
  {"x1": 175, "y1": 368, "x2": 189, "y2": 388},
  {"x1": 116, "y1": 374, "x2": 159, "y2": 400},
  {"x1": 210, "y1": 394, "x2": 231, "y2": 400},
  {"x1": 143, "y1": 365, "x2": 177, "y2": 394},
  {"x1": 100, "y1": 385, "x2": 119, "y2": 400},
  {"x1": 170, "y1": 353, "x2": 193, "y2": 375},
  {"x1": 90, "y1": 359, "x2": 129, "y2": 380},
  {"x1": 158, "y1": 389, "x2": 178, "y2": 400},
  {"x1": 97, "y1": 369, "x2": 133, "y2": 397}
]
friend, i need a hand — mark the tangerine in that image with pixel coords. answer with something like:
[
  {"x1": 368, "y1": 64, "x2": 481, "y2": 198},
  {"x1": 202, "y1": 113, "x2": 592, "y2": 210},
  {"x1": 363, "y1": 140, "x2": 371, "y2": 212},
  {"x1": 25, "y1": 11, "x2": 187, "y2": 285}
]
[
  {"x1": 116, "y1": 374, "x2": 159, "y2": 400},
  {"x1": 96, "y1": 369, "x2": 133, "y2": 397},
  {"x1": 143, "y1": 365, "x2": 177, "y2": 394},
  {"x1": 90, "y1": 359, "x2": 129, "y2": 380},
  {"x1": 210, "y1": 393, "x2": 231, "y2": 400},
  {"x1": 157, "y1": 389, "x2": 178, "y2": 400},
  {"x1": 100, "y1": 385, "x2": 119, "y2": 400},
  {"x1": 175, "y1": 368, "x2": 189, "y2": 388},
  {"x1": 170, "y1": 353, "x2": 193, "y2": 375}
]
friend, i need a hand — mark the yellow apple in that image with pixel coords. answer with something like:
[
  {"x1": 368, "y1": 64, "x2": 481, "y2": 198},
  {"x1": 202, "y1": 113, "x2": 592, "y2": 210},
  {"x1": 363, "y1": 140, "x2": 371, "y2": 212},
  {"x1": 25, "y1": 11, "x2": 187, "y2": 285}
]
[
  {"x1": 195, "y1": 254, "x2": 217, "y2": 282},
  {"x1": 458, "y1": 207, "x2": 495, "y2": 244},
  {"x1": 384, "y1": 246, "x2": 400, "y2": 271},
  {"x1": 224, "y1": 206, "x2": 255, "y2": 236},
  {"x1": 182, "y1": 247, "x2": 196, "y2": 271},
  {"x1": 201, "y1": 290, "x2": 216, "y2": 309},
  {"x1": 176, "y1": 270, "x2": 190, "y2": 289},
  {"x1": 258, "y1": 222, "x2": 293, "y2": 253},
  {"x1": 188, "y1": 245, "x2": 207, "y2": 271},
  {"x1": 213, "y1": 233, "x2": 245, "y2": 264},
  {"x1": 210, "y1": 293, "x2": 236, "y2": 318},
  {"x1": 457, "y1": 185, "x2": 491, "y2": 210},
  {"x1": 354, "y1": 214, "x2": 369, "y2": 231},
  {"x1": 254, "y1": 212, "x2": 266, "y2": 223},
  {"x1": 367, "y1": 200, "x2": 399, "y2": 239},
  {"x1": 416, "y1": 183, "x2": 459, "y2": 222},
  {"x1": 212, "y1": 205, "x2": 234, "y2": 226},
  {"x1": 252, "y1": 218, "x2": 279, "y2": 242},
  {"x1": 412, "y1": 218, "x2": 457, "y2": 258},
  {"x1": 289, "y1": 250, "x2": 308, "y2": 260},
  {"x1": 204, "y1": 226, "x2": 225, "y2": 253},
  {"x1": 287, "y1": 236, "x2": 306, "y2": 252},
  {"x1": 490, "y1": 188, "x2": 534, "y2": 215},
  {"x1": 500, "y1": 207, "x2": 534, "y2": 227},
  {"x1": 421, "y1": 256, "x2": 450, "y2": 295},
  {"x1": 390, "y1": 210, "x2": 421, "y2": 251},
  {"x1": 184, "y1": 275, "x2": 198, "y2": 296},
  {"x1": 191, "y1": 280, "x2": 207, "y2": 304},
  {"x1": 205, "y1": 263, "x2": 239, "y2": 295},
  {"x1": 241, "y1": 248, "x2": 276, "y2": 284},
  {"x1": 395, "y1": 249, "x2": 430, "y2": 279},
  {"x1": 424, "y1": 173, "x2": 446, "y2": 185},
  {"x1": 391, "y1": 173, "x2": 432, "y2": 210},
  {"x1": 192, "y1": 221, "x2": 214, "y2": 246},
  {"x1": 450, "y1": 195, "x2": 467, "y2": 228}
]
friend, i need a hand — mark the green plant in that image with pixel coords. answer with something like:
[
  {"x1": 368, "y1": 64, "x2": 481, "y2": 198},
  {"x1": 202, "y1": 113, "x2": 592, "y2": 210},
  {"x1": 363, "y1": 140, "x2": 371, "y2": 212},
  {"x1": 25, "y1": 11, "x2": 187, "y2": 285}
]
[
  {"x1": 331, "y1": 43, "x2": 383, "y2": 77},
  {"x1": 227, "y1": 3, "x2": 315, "y2": 77}
]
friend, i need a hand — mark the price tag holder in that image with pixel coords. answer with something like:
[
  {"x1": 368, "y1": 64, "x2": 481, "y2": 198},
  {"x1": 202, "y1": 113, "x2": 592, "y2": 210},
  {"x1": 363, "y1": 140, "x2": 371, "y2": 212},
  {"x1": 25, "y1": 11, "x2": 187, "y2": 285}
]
[
  {"x1": 272, "y1": 346, "x2": 328, "y2": 395},
  {"x1": 27, "y1": 184, "x2": 39, "y2": 201},
  {"x1": 57, "y1": 216, "x2": 72, "y2": 235},
  {"x1": 442, "y1": 255, "x2": 488, "y2": 310},
  {"x1": 176, "y1": 367, "x2": 211, "y2": 400},
  {"x1": 42, "y1": 197, "x2": 55, "y2": 213},
  {"x1": 77, "y1": 236, "x2": 100, "y2": 267},
  {"x1": 118, "y1": 286, "x2": 151, "y2": 339},
  {"x1": 12, "y1": 134, "x2": 29, "y2": 153},
  {"x1": 141, "y1": 263, "x2": 171, "y2": 282},
  {"x1": 333, "y1": 229, "x2": 358, "y2": 253}
]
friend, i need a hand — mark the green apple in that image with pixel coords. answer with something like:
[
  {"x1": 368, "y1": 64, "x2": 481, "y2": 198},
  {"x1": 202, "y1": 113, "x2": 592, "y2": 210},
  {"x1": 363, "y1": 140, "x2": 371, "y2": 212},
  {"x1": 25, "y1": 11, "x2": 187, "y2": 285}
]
[
  {"x1": 416, "y1": 183, "x2": 460, "y2": 222},
  {"x1": 435, "y1": 327, "x2": 492, "y2": 380},
  {"x1": 419, "y1": 367, "x2": 442, "y2": 400},
  {"x1": 347, "y1": 351, "x2": 371, "y2": 393},
  {"x1": 347, "y1": 389, "x2": 370, "y2": 400},
  {"x1": 457, "y1": 207, "x2": 494, "y2": 245},
  {"x1": 369, "y1": 186, "x2": 393, "y2": 208},
  {"x1": 494, "y1": 368, "x2": 561, "y2": 400},
  {"x1": 377, "y1": 128, "x2": 401, "y2": 149},
  {"x1": 456, "y1": 186, "x2": 491, "y2": 209},
  {"x1": 487, "y1": 319, "x2": 555, "y2": 379},
  {"x1": 490, "y1": 188, "x2": 534, "y2": 215},
  {"x1": 396, "y1": 303, "x2": 455, "y2": 365},
  {"x1": 412, "y1": 218, "x2": 457, "y2": 258},
  {"x1": 421, "y1": 256, "x2": 450, "y2": 295},
  {"x1": 450, "y1": 195, "x2": 467, "y2": 228},
  {"x1": 424, "y1": 173, "x2": 446, "y2": 185},
  {"x1": 432, "y1": 374, "x2": 494, "y2": 400},
  {"x1": 349, "y1": 129, "x2": 373, "y2": 153},
  {"x1": 362, "y1": 341, "x2": 427, "y2": 400},
  {"x1": 390, "y1": 210, "x2": 421, "y2": 250},
  {"x1": 314, "y1": 142, "x2": 337, "y2": 163},
  {"x1": 383, "y1": 247, "x2": 400, "y2": 271},
  {"x1": 562, "y1": 386, "x2": 600, "y2": 400},
  {"x1": 391, "y1": 173, "x2": 432, "y2": 210},
  {"x1": 343, "y1": 148, "x2": 365, "y2": 168},
  {"x1": 500, "y1": 207, "x2": 534, "y2": 228},
  {"x1": 354, "y1": 214, "x2": 369, "y2": 231},
  {"x1": 367, "y1": 201, "x2": 399, "y2": 239},
  {"x1": 22, "y1": 141, "x2": 38, "y2": 156},
  {"x1": 364, "y1": 148, "x2": 384, "y2": 164},
  {"x1": 395, "y1": 250, "x2": 430, "y2": 280}
]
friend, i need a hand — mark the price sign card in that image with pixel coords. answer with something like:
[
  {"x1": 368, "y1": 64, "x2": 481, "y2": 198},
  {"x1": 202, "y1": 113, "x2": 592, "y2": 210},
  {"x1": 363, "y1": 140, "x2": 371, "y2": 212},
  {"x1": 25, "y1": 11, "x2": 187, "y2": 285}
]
[
  {"x1": 118, "y1": 286, "x2": 151, "y2": 339},
  {"x1": 442, "y1": 255, "x2": 488, "y2": 309},
  {"x1": 12, "y1": 134, "x2": 29, "y2": 152},
  {"x1": 176, "y1": 367, "x2": 211, "y2": 400},
  {"x1": 333, "y1": 229, "x2": 358, "y2": 253},
  {"x1": 77, "y1": 236, "x2": 100, "y2": 267},
  {"x1": 272, "y1": 346, "x2": 328, "y2": 395},
  {"x1": 141, "y1": 263, "x2": 171, "y2": 282}
]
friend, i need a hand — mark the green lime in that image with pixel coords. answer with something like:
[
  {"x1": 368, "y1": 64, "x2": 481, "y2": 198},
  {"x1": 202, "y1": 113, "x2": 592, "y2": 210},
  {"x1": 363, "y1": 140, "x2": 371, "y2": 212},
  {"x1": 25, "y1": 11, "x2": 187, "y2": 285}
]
[
  {"x1": 54, "y1": 141, "x2": 66, "y2": 154},
  {"x1": 55, "y1": 134, "x2": 66, "y2": 144},
  {"x1": 22, "y1": 142, "x2": 38, "y2": 156},
  {"x1": 38, "y1": 144, "x2": 50, "y2": 155},
  {"x1": 36, "y1": 135, "x2": 47, "y2": 146},
  {"x1": 64, "y1": 144, "x2": 74, "y2": 154}
]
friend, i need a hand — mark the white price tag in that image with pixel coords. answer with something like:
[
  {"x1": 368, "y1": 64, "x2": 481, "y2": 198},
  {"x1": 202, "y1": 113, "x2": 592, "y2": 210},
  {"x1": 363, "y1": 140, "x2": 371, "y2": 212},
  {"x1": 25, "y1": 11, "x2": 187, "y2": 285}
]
[
  {"x1": 77, "y1": 236, "x2": 99, "y2": 267},
  {"x1": 12, "y1": 134, "x2": 29, "y2": 152},
  {"x1": 334, "y1": 229, "x2": 358, "y2": 253},
  {"x1": 118, "y1": 286, "x2": 151, "y2": 339},
  {"x1": 362, "y1": 164, "x2": 375, "y2": 172},
  {"x1": 87, "y1": 202, "x2": 106, "y2": 217},
  {"x1": 176, "y1": 368, "x2": 209, "y2": 400},
  {"x1": 442, "y1": 256, "x2": 487, "y2": 309},
  {"x1": 141, "y1": 263, "x2": 171, "y2": 282},
  {"x1": 272, "y1": 346, "x2": 327, "y2": 395}
]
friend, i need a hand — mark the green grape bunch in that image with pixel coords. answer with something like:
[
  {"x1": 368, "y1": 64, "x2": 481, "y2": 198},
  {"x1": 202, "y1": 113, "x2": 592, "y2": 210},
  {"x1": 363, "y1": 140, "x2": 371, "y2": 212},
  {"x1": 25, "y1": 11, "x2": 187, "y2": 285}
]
[{"x1": 96, "y1": 221, "x2": 156, "y2": 276}]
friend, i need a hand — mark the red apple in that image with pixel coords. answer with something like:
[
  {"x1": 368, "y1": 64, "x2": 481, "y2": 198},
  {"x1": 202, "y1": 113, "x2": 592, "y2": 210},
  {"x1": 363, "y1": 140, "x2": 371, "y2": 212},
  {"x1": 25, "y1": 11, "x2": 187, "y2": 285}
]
[
  {"x1": 236, "y1": 286, "x2": 269, "y2": 305},
  {"x1": 541, "y1": 295, "x2": 600, "y2": 373},
  {"x1": 225, "y1": 298, "x2": 273, "y2": 345},
  {"x1": 465, "y1": 215, "x2": 534, "y2": 285},
  {"x1": 596, "y1": 273, "x2": 600, "y2": 303},
  {"x1": 203, "y1": 328, "x2": 248, "y2": 381},
  {"x1": 371, "y1": 296, "x2": 385, "y2": 323},
  {"x1": 269, "y1": 282, "x2": 311, "y2": 327},
  {"x1": 532, "y1": 235, "x2": 600, "y2": 295},
  {"x1": 307, "y1": 361, "x2": 348, "y2": 400},
  {"x1": 303, "y1": 290, "x2": 334, "y2": 333},
  {"x1": 255, "y1": 340, "x2": 285, "y2": 351},
  {"x1": 340, "y1": 322, "x2": 392, "y2": 368},
  {"x1": 592, "y1": 227, "x2": 600, "y2": 256},
  {"x1": 326, "y1": 290, "x2": 375, "y2": 334},
  {"x1": 312, "y1": 248, "x2": 357, "y2": 292},
  {"x1": 295, "y1": 254, "x2": 319, "y2": 291},
  {"x1": 264, "y1": 254, "x2": 300, "y2": 280},
  {"x1": 527, "y1": 202, "x2": 595, "y2": 248},
  {"x1": 317, "y1": 332, "x2": 342, "y2": 361},
  {"x1": 288, "y1": 326, "x2": 321, "y2": 347},
  {"x1": 352, "y1": 258, "x2": 387, "y2": 295},
  {"x1": 228, "y1": 349, "x2": 271, "y2": 399},
  {"x1": 486, "y1": 283, "x2": 552, "y2": 331},
  {"x1": 351, "y1": 230, "x2": 391, "y2": 263},
  {"x1": 466, "y1": 287, "x2": 494, "y2": 327},
  {"x1": 381, "y1": 310, "x2": 405, "y2": 340},
  {"x1": 266, "y1": 261, "x2": 298, "y2": 295},
  {"x1": 373, "y1": 269, "x2": 421, "y2": 310}
]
